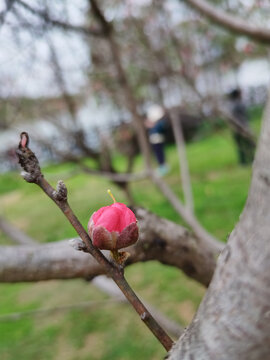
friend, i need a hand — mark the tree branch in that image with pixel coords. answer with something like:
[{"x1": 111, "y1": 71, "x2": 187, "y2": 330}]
[
  {"x1": 89, "y1": 0, "x2": 153, "y2": 171},
  {"x1": 168, "y1": 92, "x2": 270, "y2": 359},
  {"x1": 183, "y1": 0, "x2": 270, "y2": 44},
  {"x1": 151, "y1": 174, "x2": 223, "y2": 254},
  {"x1": 216, "y1": 106, "x2": 257, "y2": 145},
  {"x1": 0, "y1": 276, "x2": 183, "y2": 338},
  {"x1": 0, "y1": 206, "x2": 219, "y2": 286},
  {"x1": 0, "y1": 212, "x2": 182, "y2": 337},
  {"x1": 0, "y1": 0, "x2": 16, "y2": 27},
  {"x1": 88, "y1": 0, "x2": 223, "y2": 252},
  {"x1": 15, "y1": 0, "x2": 104, "y2": 37},
  {"x1": 15, "y1": 132, "x2": 173, "y2": 351},
  {"x1": 169, "y1": 110, "x2": 194, "y2": 214},
  {"x1": 92, "y1": 275, "x2": 184, "y2": 338}
]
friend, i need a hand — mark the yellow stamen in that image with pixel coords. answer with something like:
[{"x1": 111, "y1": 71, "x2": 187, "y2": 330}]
[{"x1": 107, "y1": 189, "x2": 116, "y2": 203}]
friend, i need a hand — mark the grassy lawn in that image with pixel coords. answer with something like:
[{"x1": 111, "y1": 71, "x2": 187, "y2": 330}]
[{"x1": 0, "y1": 108, "x2": 262, "y2": 359}]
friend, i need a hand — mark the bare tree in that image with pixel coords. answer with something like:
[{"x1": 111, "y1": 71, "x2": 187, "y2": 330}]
[
  {"x1": 11, "y1": 92, "x2": 270, "y2": 357},
  {"x1": 1, "y1": 0, "x2": 270, "y2": 358}
]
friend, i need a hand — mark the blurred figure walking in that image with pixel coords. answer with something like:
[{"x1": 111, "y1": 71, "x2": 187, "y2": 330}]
[
  {"x1": 146, "y1": 104, "x2": 169, "y2": 176},
  {"x1": 228, "y1": 88, "x2": 255, "y2": 165}
]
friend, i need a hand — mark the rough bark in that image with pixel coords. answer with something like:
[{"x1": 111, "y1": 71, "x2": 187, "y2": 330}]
[
  {"x1": 0, "y1": 240, "x2": 104, "y2": 282},
  {"x1": 0, "y1": 208, "x2": 220, "y2": 286},
  {"x1": 169, "y1": 94, "x2": 270, "y2": 359}
]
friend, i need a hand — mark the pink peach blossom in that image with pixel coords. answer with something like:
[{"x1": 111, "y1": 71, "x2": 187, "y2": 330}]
[{"x1": 88, "y1": 203, "x2": 139, "y2": 250}]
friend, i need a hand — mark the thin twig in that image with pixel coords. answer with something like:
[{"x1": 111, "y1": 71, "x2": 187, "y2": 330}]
[
  {"x1": 169, "y1": 110, "x2": 194, "y2": 214},
  {"x1": 89, "y1": 0, "x2": 153, "y2": 171},
  {"x1": 16, "y1": 132, "x2": 173, "y2": 352},
  {"x1": 151, "y1": 173, "x2": 223, "y2": 253},
  {"x1": 216, "y1": 107, "x2": 257, "y2": 144},
  {"x1": 0, "y1": 0, "x2": 16, "y2": 28},
  {"x1": 93, "y1": 275, "x2": 183, "y2": 338},
  {"x1": 131, "y1": 21, "x2": 195, "y2": 214},
  {"x1": 15, "y1": 0, "x2": 103, "y2": 37}
]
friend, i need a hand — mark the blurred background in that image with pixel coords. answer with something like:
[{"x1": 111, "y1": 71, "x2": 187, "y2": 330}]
[{"x1": 0, "y1": 0, "x2": 269, "y2": 359}]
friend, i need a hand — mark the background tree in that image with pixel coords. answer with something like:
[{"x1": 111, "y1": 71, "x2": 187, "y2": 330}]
[{"x1": 0, "y1": 0, "x2": 270, "y2": 359}]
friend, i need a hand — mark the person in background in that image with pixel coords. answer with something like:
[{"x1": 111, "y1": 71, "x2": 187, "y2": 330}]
[
  {"x1": 228, "y1": 88, "x2": 255, "y2": 165},
  {"x1": 146, "y1": 104, "x2": 170, "y2": 176}
]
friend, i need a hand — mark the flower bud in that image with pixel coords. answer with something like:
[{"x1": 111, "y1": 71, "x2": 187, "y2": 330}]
[{"x1": 88, "y1": 202, "x2": 139, "y2": 250}]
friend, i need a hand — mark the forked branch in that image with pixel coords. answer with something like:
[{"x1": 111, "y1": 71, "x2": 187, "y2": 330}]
[{"x1": 16, "y1": 131, "x2": 173, "y2": 351}]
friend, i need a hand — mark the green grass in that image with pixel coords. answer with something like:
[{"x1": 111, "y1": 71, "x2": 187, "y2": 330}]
[{"x1": 0, "y1": 108, "x2": 262, "y2": 359}]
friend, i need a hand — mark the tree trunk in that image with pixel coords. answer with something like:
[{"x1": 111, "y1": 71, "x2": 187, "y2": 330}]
[{"x1": 169, "y1": 93, "x2": 270, "y2": 359}]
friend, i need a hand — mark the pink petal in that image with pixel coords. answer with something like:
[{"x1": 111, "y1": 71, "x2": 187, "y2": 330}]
[
  {"x1": 112, "y1": 203, "x2": 136, "y2": 231},
  {"x1": 91, "y1": 203, "x2": 136, "y2": 233}
]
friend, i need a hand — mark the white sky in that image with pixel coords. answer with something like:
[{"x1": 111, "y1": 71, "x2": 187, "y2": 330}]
[
  {"x1": 0, "y1": 0, "x2": 89, "y2": 97},
  {"x1": 0, "y1": 0, "x2": 269, "y2": 99}
]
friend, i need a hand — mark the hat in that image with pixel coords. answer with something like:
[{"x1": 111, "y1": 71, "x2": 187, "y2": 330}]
[{"x1": 146, "y1": 105, "x2": 165, "y2": 123}]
